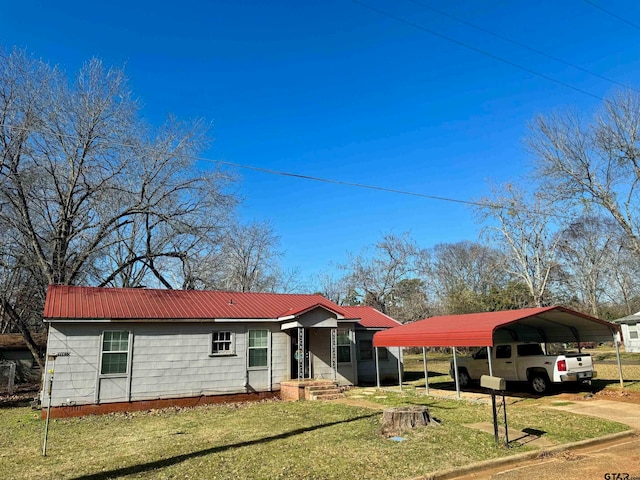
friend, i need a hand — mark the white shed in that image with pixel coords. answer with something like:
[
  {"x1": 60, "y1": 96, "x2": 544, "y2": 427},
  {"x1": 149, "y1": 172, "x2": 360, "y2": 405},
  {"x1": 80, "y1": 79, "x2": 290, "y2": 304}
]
[{"x1": 613, "y1": 312, "x2": 640, "y2": 353}]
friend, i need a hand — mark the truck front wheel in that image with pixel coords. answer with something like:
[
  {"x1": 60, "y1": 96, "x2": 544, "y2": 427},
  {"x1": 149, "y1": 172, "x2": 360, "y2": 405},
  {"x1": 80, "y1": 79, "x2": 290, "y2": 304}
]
[
  {"x1": 457, "y1": 369, "x2": 471, "y2": 388},
  {"x1": 529, "y1": 374, "x2": 550, "y2": 395}
]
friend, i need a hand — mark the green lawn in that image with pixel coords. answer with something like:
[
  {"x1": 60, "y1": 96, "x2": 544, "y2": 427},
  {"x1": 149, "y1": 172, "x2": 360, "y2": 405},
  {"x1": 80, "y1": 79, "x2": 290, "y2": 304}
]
[{"x1": 0, "y1": 392, "x2": 629, "y2": 480}]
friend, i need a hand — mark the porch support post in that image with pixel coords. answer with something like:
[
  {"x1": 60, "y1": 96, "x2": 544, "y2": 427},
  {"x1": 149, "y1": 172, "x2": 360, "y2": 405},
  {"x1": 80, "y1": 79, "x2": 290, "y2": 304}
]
[
  {"x1": 452, "y1": 347, "x2": 460, "y2": 400},
  {"x1": 614, "y1": 331, "x2": 624, "y2": 388},
  {"x1": 422, "y1": 347, "x2": 429, "y2": 395},
  {"x1": 397, "y1": 347, "x2": 402, "y2": 391},
  {"x1": 297, "y1": 327, "x2": 305, "y2": 381},
  {"x1": 487, "y1": 346, "x2": 494, "y2": 377},
  {"x1": 330, "y1": 327, "x2": 338, "y2": 382},
  {"x1": 375, "y1": 346, "x2": 380, "y2": 389}
]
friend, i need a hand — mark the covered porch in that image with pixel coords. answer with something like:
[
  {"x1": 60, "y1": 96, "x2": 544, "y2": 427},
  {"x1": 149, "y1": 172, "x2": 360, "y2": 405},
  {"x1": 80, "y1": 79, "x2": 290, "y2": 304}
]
[{"x1": 280, "y1": 306, "x2": 358, "y2": 386}]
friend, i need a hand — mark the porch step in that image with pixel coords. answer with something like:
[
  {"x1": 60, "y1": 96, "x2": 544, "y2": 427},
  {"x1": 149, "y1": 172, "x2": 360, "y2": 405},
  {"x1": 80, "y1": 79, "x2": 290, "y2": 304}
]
[{"x1": 307, "y1": 385, "x2": 345, "y2": 401}]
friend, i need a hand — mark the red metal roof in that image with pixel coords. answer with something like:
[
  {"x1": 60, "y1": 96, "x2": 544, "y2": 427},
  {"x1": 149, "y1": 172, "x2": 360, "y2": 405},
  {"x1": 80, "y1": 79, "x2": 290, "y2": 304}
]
[
  {"x1": 373, "y1": 306, "x2": 620, "y2": 347},
  {"x1": 43, "y1": 285, "x2": 350, "y2": 321},
  {"x1": 341, "y1": 306, "x2": 402, "y2": 329}
]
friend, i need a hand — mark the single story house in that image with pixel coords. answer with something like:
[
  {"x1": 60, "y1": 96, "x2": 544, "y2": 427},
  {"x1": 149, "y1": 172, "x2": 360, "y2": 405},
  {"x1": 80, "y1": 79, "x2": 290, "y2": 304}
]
[
  {"x1": 0, "y1": 333, "x2": 47, "y2": 383},
  {"x1": 613, "y1": 311, "x2": 640, "y2": 353},
  {"x1": 42, "y1": 285, "x2": 402, "y2": 416}
]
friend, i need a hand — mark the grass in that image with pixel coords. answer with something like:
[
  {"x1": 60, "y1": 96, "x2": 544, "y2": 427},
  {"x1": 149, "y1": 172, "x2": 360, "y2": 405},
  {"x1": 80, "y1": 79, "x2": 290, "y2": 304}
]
[
  {"x1": 0, "y1": 391, "x2": 630, "y2": 480},
  {"x1": 0, "y1": 346, "x2": 636, "y2": 479}
]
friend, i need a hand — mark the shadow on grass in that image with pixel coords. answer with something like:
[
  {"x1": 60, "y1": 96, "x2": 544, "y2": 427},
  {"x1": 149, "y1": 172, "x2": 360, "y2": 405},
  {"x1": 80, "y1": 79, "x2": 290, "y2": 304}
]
[
  {"x1": 403, "y1": 371, "x2": 447, "y2": 382},
  {"x1": 70, "y1": 413, "x2": 379, "y2": 480}
]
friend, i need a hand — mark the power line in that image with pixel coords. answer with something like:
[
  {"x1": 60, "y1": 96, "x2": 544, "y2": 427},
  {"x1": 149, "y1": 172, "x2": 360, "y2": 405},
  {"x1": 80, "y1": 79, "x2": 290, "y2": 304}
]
[
  {"x1": 582, "y1": 0, "x2": 640, "y2": 31},
  {"x1": 351, "y1": 0, "x2": 604, "y2": 101},
  {"x1": 409, "y1": 0, "x2": 639, "y2": 93},
  {"x1": 0, "y1": 122, "x2": 569, "y2": 219}
]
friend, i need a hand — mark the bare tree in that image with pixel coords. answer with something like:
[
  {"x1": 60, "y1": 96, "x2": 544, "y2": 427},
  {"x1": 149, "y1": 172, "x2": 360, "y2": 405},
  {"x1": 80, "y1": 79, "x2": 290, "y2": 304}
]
[
  {"x1": 426, "y1": 241, "x2": 508, "y2": 314},
  {"x1": 308, "y1": 270, "x2": 348, "y2": 304},
  {"x1": 528, "y1": 90, "x2": 640, "y2": 258},
  {"x1": 202, "y1": 221, "x2": 284, "y2": 292},
  {"x1": 608, "y1": 241, "x2": 640, "y2": 316},
  {"x1": 0, "y1": 48, "x2": 236, "y2": 366},
  {"x1": 341, "y1": 233, "x2": 426, "y2": 315},
  {"x1": 477, "y1": 184, "x2": 561, "y2": 307},
  {"x1": 555, "y1": 215, "x2": 620, "y2": 316}
]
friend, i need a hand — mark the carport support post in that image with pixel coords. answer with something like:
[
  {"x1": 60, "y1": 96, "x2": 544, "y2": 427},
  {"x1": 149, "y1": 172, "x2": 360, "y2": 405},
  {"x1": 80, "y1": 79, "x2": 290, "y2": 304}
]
[
  {"x1": 487, "y1": 346, "x2": 494, "y2": 377},
  {"x1": 397, "y1": 347, "x2": 402, "y2": 391},
  {"x1": 614, "y1": 332, "x2": 624, "y2": 388},
  {"x1": 452, "y1": 347, "x2": 460, "y2": 400},
  {"x1": 375, "y1": 346, "x2": 381, "y2": 389},
  {"x1": 422, "y1": 347, "x2": 429, "y2": 395}
]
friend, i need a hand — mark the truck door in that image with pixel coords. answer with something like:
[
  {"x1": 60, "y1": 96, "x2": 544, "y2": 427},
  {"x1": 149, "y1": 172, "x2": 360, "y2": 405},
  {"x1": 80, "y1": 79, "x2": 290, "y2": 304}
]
[{"x1": 492, "y1": 344, "x2": 516, "y2": 380}]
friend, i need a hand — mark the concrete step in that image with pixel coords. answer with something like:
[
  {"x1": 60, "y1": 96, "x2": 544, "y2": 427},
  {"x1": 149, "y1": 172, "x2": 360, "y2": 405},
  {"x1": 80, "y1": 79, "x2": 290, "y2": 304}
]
[
  {"x1": 307, "y1": 384, "x2": 345, "y2": 400},
  {"x1": 311, "y1": 393, "x2": 345, "y2": 401},
  {"x1": 307, "y1": 385, "x2": 340, "y2": 393}
]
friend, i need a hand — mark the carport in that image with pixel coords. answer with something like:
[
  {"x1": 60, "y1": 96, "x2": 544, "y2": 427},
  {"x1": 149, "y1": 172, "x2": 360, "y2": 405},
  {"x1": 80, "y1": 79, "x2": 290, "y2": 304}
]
[{"x1": 373, "y1": 306, "x2": 623, "y2": 399}]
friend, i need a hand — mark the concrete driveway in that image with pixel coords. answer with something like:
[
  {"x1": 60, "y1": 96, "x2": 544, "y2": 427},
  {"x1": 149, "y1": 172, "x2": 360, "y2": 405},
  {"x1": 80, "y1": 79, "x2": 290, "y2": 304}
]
[
  {"x1": 548, "y1": 398, "x2": 640, "y2": 431},
  {"x1": 445, "y1": 396, "x2": 640, "y2": 480}
]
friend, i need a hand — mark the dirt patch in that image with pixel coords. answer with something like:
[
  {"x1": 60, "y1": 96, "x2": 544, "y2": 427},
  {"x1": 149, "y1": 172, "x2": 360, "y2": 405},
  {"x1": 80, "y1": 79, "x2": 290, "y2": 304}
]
[
  {"x1": 0, "y1": 382, "x2": 39, "y2": 408},
  {"x1": 554, "y1": 389, "x2": 640, "y2": 405}
]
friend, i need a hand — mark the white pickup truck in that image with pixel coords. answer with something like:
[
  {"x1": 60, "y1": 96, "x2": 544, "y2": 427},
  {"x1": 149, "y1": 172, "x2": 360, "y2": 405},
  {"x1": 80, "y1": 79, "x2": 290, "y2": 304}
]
[{"x1": 450, "y1": 342, "x2": 596, "y2": 394}]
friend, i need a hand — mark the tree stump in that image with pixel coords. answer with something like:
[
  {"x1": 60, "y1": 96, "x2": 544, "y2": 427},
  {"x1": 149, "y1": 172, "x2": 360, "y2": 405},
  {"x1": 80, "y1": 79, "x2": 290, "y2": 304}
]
[{"x1": 381, "y1": 406, "x2": 439, "y2": 436}]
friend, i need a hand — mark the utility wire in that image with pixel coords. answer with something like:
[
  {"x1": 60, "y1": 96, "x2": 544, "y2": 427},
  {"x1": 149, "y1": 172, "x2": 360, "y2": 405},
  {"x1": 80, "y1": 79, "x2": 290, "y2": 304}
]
[
  {"x1": 351, "y1": 0, "x2": 604, "y2": 101},
  {"x1": 409, "y1": 0, "x2": 639, "y2": 94},
  {"x1": 582, "y1": 0, "x2": 640, "y2": 32},
  {"x1": 0, "y1": 122, "x2": 569, "y2": 219}
]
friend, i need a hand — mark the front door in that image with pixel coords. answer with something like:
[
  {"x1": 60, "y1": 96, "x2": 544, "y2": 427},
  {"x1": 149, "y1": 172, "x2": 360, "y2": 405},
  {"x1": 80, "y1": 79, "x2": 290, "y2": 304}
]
[{"x1": 290, "y1": 329, "x2": 310, "y2": 379}]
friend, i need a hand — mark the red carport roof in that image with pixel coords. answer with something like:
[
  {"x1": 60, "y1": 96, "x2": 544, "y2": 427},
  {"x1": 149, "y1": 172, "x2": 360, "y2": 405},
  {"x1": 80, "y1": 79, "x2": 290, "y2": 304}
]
[
  {"x1": 373, "y1": 306, "x2": 620, "y2": 348},
  {"x1": 44, "y1": 285, "x2": 349, "y2": 320}
]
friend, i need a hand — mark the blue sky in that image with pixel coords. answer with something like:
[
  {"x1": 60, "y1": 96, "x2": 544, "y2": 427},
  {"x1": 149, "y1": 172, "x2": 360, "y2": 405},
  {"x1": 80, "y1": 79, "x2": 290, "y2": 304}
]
[{"x1": 2, "y1": 0, "x2": 640, "y2": 285}]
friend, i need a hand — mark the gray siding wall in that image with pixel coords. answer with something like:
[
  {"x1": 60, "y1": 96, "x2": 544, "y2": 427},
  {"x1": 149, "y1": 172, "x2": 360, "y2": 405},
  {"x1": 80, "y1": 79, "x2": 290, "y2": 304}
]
[
  {"x1": 355, "y1": 330, "x2": 402, "y2": 384},
  {"x1": 44, "y1": 321, "x2": 290, "y2": 407},
  {"x1": 44, "y1": 324, "x2": 102, "y2": 407}
]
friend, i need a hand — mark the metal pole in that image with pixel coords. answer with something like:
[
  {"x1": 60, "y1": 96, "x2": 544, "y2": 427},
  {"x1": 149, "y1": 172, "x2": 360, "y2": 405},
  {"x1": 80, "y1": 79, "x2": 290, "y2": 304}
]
[
  {"x1": 397, "y1": 347, "x2": 402, "y2": 392},
  {"x1": 614, "y1": 332, "x2": 624, "y2": 389},
  {"x1": 502, "y1": 393, "x2": 509, "y2": 448},
  {"x1": 452, "y1": 347, "x2": 460, "y2": 400},
  {"x1": 375, "y1": 346, "x2": 380, "y2": 389},
  {"x1": 422, "y1": 347, "x2": 429, "y2": 395},
  {"x1": 487, "y1": 346, "x2": 494, "y2": 377},
  {"x1": 491, "y1": 391, "x2": 499, "y2": 445},
  {"x1": 42, "y1": 361, "x2": 55, "y2": 456}
]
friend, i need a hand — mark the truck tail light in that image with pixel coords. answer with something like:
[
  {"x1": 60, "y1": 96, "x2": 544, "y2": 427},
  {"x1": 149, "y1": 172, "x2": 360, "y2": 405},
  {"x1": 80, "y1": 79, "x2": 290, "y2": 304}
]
[{"x1": 557, "y1": 359, "x2": 567, "y2": 372}]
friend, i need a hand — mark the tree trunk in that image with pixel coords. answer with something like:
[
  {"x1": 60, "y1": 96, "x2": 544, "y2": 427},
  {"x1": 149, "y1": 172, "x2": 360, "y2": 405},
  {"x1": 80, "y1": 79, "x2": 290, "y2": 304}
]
[
  {"x1": 1, "y1": 299, "x2": 45, "y2": 370},
  {"x1": 381, "y1": 406, "x2": 439, "y2": 436}
]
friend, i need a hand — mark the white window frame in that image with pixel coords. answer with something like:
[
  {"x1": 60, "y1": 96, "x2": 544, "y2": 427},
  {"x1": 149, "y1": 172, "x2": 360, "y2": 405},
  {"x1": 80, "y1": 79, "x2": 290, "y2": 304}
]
[
  {"x1": 247, "y1": 329, "x2": 269, "y2": 369},
  {"x1": 210, "y1": 330, "x2": 235, "y2": 356},
  {"x1": 337, "y1": 328, "x2": 352, "y2": 364},
  {"x1": 629, "y1": 323, "x2": 639, "y2": 340},
  {"x1": 100, "y1": 330, "x2": 130, "y2": 376}
]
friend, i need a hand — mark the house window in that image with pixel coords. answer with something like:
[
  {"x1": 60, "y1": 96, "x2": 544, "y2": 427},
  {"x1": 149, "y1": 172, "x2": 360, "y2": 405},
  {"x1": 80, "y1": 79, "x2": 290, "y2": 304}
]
[
  {"x1": 359, "y1": 340, "x2": 389, "y2": 361},
  {"x1": 377, "y1": 347, "x2": 389, "y2": 360},
  {"x1": 359, "y1": 340, "x2": 373, "y2": 360},
  {"x1": 101, "y1": 331, "x2": 129, "y2": 375},
  {"x1": 248, "y1": 330, "x2": 268, "y2": 368},
  {"x1": 630, "y1": 324, "x2": 639, "y2": 340},
  {"x1": 337, "y1": 329, "x2": 351, "y2": 363},
  {"x1": 211, "y1": 331, "x2": 234, "y2": 355}
]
